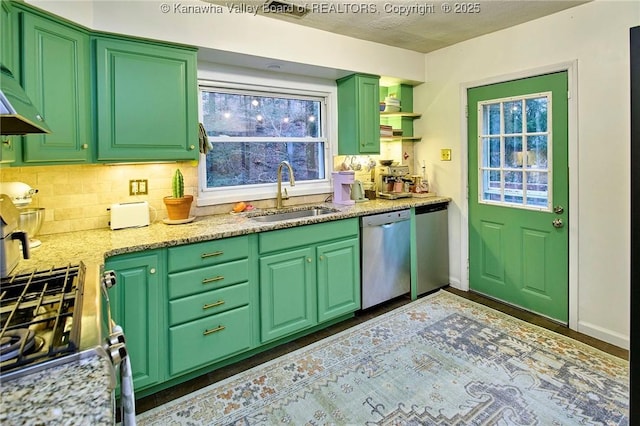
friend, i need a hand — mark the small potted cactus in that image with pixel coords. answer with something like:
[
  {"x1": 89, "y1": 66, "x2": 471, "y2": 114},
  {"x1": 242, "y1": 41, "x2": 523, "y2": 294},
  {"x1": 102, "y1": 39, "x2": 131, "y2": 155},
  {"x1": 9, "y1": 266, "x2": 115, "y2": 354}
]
[{"x1": 163, "y1": 169, "x2": 194, "y2": 220}]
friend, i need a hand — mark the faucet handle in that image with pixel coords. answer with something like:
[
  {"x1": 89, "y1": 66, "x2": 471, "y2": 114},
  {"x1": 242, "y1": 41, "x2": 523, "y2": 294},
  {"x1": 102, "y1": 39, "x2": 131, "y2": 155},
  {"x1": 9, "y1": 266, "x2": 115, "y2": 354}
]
[{"x1": 283, "y1": 188, "x2": 289, "y2": 200}]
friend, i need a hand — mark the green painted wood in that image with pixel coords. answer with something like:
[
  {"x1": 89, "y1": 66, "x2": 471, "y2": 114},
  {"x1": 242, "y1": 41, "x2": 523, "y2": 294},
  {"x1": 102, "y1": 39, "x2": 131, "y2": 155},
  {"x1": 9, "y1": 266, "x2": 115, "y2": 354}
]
[
  {"x1": 259, "y1": 218, "x2": 358, "y2": 254},
  {"x1": 94, "y1": 37, "x2": 198, "y2": 162},
  {"x1": 260, "y1": 247, "x2": 316, "y2": 342},
  {"x1": 337, "y1": 73, "x2": 380, "y2": 155},
  {"x1": 20, "y1": 12, "x2": 91, "y2": 163},
  {"x1": 106, "y1": 251, "x2": 163, "y2": 390},
  {"x1": 167, "y1": 259, "x2": 249, "y2": 300},
  {"x1": 0, "y1": 2, "x2": 16, "y2": 164},
  {"x1": 168, "y1": 281, "x2": 250, "y2": 326},
  {"x1": 468, "y1": 71, "x2": 569, "y2": 322},
  {"x1": 168, "y1": 305, "x2": 252, "y2": 376},
  {"x1": 316, "y1": 237, "x2": 360, "y2": 322},
  {"x1": 167, "y1": 235, "x2": 249, "y2": 273}
]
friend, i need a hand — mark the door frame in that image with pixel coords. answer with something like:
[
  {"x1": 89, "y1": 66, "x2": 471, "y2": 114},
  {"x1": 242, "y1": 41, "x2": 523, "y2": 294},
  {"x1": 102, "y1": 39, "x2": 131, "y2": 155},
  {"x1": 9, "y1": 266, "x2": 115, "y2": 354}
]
[{"x1": 459, "y1": 61, "x2": 579, "y2": 330}]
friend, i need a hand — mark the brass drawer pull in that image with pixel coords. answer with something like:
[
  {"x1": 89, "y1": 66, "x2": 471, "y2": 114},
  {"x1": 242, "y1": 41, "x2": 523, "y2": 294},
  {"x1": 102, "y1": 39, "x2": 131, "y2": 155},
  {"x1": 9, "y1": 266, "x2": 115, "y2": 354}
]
[
  {"x1": 203, "y1": 300, "x2": 225, "y2": 310},
  {"x1": 202, "y1": 276, "x2": 224, "y2": 284},
  {"x1": 201, "y1": 251, "x2": 223, "y2": 258},
  {"x1": 203, "y1": 325, "x2": 225, "y2": 336}
]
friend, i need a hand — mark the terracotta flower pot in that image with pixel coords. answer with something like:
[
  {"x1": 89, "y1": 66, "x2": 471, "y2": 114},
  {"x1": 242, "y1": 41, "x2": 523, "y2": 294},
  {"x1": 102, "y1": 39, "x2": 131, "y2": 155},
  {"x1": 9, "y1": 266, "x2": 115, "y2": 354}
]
[{"x1": 163, "y1": 195, "x2": 193, "y2": 220}]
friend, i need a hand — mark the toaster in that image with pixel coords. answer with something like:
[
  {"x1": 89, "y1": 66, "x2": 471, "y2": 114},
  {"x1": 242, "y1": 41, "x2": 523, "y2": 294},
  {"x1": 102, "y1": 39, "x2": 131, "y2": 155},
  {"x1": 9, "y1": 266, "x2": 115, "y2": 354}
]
[{"x1": 110, "y1": 201, "x2": 150, "y2": 230}]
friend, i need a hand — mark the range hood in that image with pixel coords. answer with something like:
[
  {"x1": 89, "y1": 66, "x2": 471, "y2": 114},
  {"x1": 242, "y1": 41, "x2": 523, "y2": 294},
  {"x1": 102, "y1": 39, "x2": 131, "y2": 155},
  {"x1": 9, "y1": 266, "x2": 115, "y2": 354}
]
[{"x1": 0, "y1": 64, "x2": 50, "y2": 135}]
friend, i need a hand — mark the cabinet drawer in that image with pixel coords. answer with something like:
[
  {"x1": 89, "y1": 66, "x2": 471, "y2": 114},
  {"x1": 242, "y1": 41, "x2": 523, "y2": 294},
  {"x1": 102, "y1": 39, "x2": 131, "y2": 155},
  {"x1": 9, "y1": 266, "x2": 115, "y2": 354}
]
[
  {"x1": 169, "y1": 282, "x2": 249, "y2": 326},
  {"x1": 259, "y1": 218, "x2": 359, "y2": 254},
  {"x1": 169, "y1": 306, "x2": 252, "y2": 376},
  {"x1": 167, "y1": 236, "x2": 249, "y2": 273},
  {"x1": 168, "y1": 259, "x2": 249, "y2": 299}
]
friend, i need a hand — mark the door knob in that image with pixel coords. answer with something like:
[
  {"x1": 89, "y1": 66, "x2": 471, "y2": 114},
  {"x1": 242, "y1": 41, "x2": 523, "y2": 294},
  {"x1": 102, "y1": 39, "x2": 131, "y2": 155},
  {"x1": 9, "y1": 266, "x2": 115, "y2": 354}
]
[
  {"x1": 553, "y1": 205, "x2": 564, "y2": 214},
  {"x1": 552, "y1": 218, "x2": 564, "y2": 228}
]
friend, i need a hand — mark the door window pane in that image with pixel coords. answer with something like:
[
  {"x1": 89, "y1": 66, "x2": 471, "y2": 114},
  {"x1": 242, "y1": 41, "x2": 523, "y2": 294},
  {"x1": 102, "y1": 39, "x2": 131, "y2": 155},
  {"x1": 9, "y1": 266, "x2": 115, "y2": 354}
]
[
  {"x1": 482, "y1": 103, "x2": 501, "y2": 135},
  {"x1": 526, "y1": 97, "x2": 548, "y2": 132},
  {"x1": 478, "y1": 92, "x2": 552, "y2": 211},
  {"x1": 504, "y1": 100, "x2": 522, "y2": 134},
  {"x1": 505, "y1": 136, "x2": 523, "y2": 168}
]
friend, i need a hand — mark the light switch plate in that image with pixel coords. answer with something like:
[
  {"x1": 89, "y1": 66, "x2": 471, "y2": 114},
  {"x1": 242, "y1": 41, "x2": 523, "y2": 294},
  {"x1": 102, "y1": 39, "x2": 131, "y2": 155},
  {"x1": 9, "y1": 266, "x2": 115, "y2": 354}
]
[{"x1": 440, "y1": 149, "x2": 452, "y2": 161}]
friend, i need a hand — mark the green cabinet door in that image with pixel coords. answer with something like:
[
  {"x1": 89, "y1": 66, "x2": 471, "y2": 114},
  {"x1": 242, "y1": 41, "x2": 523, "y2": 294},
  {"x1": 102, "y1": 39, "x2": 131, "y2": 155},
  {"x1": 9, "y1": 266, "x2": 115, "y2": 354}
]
[
  {"x1": 94, "y1": 37, "x2": 198, "y2": 162},
  {"x1": 317, "y1": 237, "x2": 361, "y2": 322},
  {"x1": 106, "y1": 251, "x2": 163, "y2": 391},
  {"x1": 20, "y1": 12, "x2": 91, "y2": 163},
  {"x1": 337, "y1": 73, "x2": 380, "y2": 155},
  {"x1": 0, "y1": 1, "x2": 16, "y2": 164},
  {"x1": 260, "y1": 247, "x2": 316, "y2": 342}
]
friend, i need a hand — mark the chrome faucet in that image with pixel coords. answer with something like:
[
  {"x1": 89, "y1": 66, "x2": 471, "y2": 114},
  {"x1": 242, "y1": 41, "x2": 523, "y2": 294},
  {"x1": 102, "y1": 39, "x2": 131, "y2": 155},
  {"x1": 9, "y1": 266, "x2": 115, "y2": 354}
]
[{"x1": 276, "y1": 161, "x2": 295, "y2": 209}]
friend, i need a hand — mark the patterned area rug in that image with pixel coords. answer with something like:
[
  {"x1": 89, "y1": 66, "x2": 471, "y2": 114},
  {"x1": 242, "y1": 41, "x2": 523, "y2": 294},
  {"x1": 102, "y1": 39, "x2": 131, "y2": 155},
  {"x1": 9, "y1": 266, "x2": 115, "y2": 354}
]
[{"x1": 137, "y1": 290, "x2": 629, "y2": 425}]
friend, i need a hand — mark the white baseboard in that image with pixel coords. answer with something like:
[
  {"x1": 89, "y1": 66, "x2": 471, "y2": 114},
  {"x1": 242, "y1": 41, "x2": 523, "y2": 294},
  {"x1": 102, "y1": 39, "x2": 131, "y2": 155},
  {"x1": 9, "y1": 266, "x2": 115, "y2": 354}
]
[{"x1": 577, "y1": 321, "x2": 629, "y2": 351}]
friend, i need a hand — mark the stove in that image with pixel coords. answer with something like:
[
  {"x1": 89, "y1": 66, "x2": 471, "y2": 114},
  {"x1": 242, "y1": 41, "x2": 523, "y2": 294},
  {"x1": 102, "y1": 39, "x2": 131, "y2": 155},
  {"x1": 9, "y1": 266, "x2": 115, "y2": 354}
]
[{"x1": 0, "y1": 263, "x2": 86, "y2": 377}]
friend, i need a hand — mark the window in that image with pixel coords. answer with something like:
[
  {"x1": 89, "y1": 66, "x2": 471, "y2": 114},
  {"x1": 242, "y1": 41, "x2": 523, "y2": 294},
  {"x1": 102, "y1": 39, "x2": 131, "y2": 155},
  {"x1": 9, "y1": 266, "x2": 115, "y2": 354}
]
[
  {"x1": 478, "y1": 92, "x2": 552, "y2": 211},
  {"x1": 198, "y1": 83, "x2": 331, "y2": 205}
]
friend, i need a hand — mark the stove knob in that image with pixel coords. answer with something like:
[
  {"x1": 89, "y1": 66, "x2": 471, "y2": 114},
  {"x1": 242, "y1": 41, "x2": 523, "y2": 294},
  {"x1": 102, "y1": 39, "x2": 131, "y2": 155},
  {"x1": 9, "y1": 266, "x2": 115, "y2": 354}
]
[
  {"x1": 108, "y1": 330, "x2": 126, "y2": 346},
  {"x1": 102, "y1": 270, "x2": 117, "y2": 289},
  {"x1": 108, "y1": 342, "x2": 127, "y2": 366}
]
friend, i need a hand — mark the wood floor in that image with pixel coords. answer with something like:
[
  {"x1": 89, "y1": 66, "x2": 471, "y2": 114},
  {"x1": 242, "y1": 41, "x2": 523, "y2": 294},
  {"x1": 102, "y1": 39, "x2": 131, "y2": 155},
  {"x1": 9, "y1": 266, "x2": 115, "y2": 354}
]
[{"x1": 134, "y1": 287, "x2": 629, "y2": 415}]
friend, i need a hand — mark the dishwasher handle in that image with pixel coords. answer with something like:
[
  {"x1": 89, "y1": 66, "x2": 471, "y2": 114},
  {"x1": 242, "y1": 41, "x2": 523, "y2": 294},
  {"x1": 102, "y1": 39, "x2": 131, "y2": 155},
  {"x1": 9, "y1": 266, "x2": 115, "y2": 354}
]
[
  {"x1": 361, "y1": 209, "x2": 411, "y2": 227},
  {"x1": 415, "y1": 202, "x2": 448, "y2": 215}
]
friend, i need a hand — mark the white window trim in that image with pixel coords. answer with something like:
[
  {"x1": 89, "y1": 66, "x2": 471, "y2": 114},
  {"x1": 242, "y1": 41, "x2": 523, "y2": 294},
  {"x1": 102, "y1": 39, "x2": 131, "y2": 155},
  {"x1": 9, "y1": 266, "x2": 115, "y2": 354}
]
[
  {"x1": 196, "y1": 79, "x2": 335, "y2": 207},
  {"x1": 477, "y1": 91, "x2": 553, "y2": 212}
]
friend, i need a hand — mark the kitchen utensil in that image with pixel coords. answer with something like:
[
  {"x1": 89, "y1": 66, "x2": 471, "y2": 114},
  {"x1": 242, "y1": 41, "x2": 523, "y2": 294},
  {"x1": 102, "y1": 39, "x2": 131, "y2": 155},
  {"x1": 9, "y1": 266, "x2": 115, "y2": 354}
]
[
  {"x1": 18, "y1": 207, "x2": 45, "y2": 248},
  {"x1": 350, "y1": 180, "x2": 368, "y2": 202},
  {"x1": 0, "y1": 182, "x2": 38, "y2": 207},
  {"x1": 379, "y1": 159, "x2": 394, "y2": 166},
  {"x1": 0, "y1": 194, "x2": 30, "y2": 277}
]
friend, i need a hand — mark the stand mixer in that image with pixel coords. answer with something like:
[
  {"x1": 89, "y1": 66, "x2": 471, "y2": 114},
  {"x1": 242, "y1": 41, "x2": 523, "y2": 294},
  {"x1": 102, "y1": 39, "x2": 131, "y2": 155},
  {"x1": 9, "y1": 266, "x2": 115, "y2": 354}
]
[{"x1": 0, "y1": 182, "x2": 44, "y2": 248}]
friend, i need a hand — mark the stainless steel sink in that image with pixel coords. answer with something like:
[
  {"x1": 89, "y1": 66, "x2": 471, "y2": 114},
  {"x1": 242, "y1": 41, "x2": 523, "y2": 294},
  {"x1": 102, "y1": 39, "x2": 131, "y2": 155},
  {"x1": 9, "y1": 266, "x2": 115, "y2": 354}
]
[{"x1": 249, "y1": 207, "x2": 338, "y2": 223}]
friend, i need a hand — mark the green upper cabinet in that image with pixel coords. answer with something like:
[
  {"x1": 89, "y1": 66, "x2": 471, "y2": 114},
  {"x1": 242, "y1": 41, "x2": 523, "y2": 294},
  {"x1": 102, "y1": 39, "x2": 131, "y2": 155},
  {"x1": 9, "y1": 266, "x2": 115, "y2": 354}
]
[
  {"x1": 337, "y1": 73, "x2": 380, "y2": 155},
  {"x1": 0, "y1": 1, "x2": 16, "y2": 164},
  {"x1": 94, "y1": 37, "x2": 199, "y2": 162},
  {"x1": 20, "y1": 12, "x2": 92, "y2": 163}
]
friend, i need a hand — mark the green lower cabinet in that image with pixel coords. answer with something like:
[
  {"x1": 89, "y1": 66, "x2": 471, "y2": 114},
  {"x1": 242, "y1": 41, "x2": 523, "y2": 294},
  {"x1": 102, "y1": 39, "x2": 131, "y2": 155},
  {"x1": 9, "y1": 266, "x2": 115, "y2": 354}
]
[
  {"x1": 106, "y1": 251, "x2": 163, "y2": 391},
  {"x1": 169, "y1": 305, "x2": 252, "y2": 376},
  {"x1": 317, "y1": 237, "x2": 361, "y2": 322},
  {"x1": 260, "y1": 247, "x2": 316, "y2": 342}
]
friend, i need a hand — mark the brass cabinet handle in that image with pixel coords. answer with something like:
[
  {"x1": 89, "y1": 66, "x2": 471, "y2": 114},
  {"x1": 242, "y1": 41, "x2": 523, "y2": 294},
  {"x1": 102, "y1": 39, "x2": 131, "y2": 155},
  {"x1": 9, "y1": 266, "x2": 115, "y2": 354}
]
[
  {"x1": 81, "y1": 143, "x2": 89, "y2": 149},
  {"x1": 203, "y1": 300, "x2": 225, "y2": 310},
  {"x1": 202, "y1": 276, "x2": 224, "y2": 284},
  {"x1": 189, "y1": 144, "x2": 196, "y2": 150},
  {"x1": 307, "y1": 257, "x2": 312, "y2": 263},
  {"x1": 319, "y1": 255, "x2": 324, "y2": 261},
  {"x1": 203, "y1": 325, "x2": 225, "y2": 336},
  {"x1": 201, "y1": 251, "x2": 223, "y2": 258},
  {"x1": 2, "y1": 139, "x2": 11, "y2": 147}
]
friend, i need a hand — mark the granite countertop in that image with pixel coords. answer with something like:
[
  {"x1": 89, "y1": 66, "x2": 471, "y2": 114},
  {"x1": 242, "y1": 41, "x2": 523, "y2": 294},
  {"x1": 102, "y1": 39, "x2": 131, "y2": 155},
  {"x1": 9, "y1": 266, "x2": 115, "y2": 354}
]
[
  {"x1": 0, "y1": 354, "x2": 115, "y2": 425},
  {"x1": 3, "y1": 195, "x2": 449, "y2": 424},
  {"x1": 14, "y1": 196, "x2": 451, "y2": 273}
]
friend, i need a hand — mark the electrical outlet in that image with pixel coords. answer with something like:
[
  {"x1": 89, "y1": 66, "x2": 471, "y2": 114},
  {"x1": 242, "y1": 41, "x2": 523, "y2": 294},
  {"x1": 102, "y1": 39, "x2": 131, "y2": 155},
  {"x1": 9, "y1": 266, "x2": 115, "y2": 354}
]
[
  {"x1": 129, "y1": 180, "x2": 138, "y2": 195},
  {"x1": 129, "y1": 179, "x2": 149, "y2": 195},
  {"x1": 138, "y1": 179, "x2": 148, "y2": 194},
  {"x1": 440, "y1": 149, "x2": 452, "y2": 161}
]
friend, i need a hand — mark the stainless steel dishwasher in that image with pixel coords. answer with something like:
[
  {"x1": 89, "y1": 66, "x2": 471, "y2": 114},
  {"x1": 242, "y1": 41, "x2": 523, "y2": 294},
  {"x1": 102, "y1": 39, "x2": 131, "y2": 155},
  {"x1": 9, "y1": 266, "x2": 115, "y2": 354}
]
[
  {"x1": 415, "y1": 202, "x2": 449, "y2": 295},
  {"x1": 361, "y1": 209, "x2": 411, "y2": 309}
]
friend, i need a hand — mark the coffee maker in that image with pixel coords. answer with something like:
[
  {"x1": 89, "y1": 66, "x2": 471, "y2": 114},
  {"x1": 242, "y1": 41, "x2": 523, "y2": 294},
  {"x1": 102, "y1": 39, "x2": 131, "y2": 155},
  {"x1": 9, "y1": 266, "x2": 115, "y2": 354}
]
[
  {"x1": 377, "y1": 165, "x2": 413, "y2": 199},
  {"x1": 0, "y1": 194, "x2": 30, "y2": 277}
]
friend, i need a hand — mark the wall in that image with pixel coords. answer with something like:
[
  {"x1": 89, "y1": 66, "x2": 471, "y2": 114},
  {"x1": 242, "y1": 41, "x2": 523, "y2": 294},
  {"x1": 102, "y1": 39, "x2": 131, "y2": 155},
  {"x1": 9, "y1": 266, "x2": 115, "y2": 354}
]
[
  {"x1": 413, "y1": 0, "x2": 639, "y2": 348},
  {"x1": 27, "y1": 0, "x2": 425, "y2": 84}
]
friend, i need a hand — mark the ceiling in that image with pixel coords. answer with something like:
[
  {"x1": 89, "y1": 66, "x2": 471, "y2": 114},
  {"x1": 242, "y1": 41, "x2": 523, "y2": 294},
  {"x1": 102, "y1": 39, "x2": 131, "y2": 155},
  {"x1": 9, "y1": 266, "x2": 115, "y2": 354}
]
[{"x1": 206, "y1": 0, "x2": 589, "y2": 53}]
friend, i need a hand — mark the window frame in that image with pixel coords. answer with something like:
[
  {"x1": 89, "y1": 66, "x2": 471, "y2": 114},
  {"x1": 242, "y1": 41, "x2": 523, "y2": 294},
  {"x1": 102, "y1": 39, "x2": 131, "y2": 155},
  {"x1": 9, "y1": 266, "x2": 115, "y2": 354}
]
[
  {"x1": 477, "y1": 91, "x2": 553, "y2": 212},
  {"x1": 197, "y1": 80, "x2": 334, "y2": 206}
]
